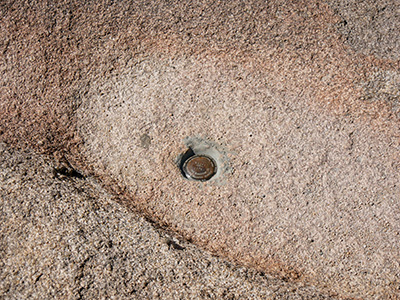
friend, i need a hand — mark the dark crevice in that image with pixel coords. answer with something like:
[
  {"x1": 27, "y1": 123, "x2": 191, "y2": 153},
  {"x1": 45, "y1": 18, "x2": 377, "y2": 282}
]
[
  {"x1": 53, "y1": 157, "x2": 85, "y2": 180},
  {"x1": 178, "y1": 147, "x2": 195, "y2": 179}
]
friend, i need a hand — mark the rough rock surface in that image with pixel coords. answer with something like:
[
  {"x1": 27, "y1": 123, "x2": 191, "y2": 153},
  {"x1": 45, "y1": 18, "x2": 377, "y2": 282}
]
[
  {"x1": 0, "y1": 145, "x2": 334, "y2": 299},
  {"x1": 328, "y1": 0, "x2": 400, "y2": 60},
  {"x1": 1, "y1": 0, "x2": 399, "y2": 299}
]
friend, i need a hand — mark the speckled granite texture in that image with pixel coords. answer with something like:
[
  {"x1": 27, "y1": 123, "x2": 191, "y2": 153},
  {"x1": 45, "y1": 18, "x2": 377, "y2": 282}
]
[
  {"x1": 1, "y1": 0, "x2": 399, "y2": 299},
  {"x1": 0, "y1": 145, "x2": 335, "y2": 299}
]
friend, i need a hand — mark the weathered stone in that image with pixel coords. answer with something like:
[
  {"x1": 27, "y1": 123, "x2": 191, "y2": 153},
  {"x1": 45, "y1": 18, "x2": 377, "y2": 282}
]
[
  {"x1": 0, "y1": 146, "x2": 334, "y2": 299},
  {"x1": 0, "y1": 1, "x2": 399, "y2": 298}
]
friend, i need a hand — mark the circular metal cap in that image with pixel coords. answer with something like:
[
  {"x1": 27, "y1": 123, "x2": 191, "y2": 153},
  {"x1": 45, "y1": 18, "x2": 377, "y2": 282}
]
[{"x1": 182, "y1": 155, "x2": 216, "y2": 181}]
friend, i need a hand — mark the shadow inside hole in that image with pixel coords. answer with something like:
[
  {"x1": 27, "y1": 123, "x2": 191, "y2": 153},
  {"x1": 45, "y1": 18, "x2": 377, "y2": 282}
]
[{"x1": 179, "y1": 148, "x2": 195, "y2": 179}]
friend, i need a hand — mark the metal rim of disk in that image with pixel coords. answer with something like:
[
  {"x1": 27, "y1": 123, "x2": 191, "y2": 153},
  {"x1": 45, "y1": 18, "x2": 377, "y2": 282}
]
[{"x1": 182, "y1": 155, "x2": 217, "y2": 181}]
